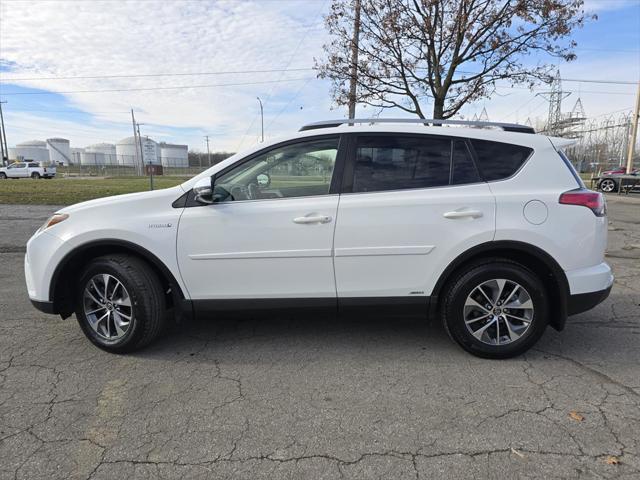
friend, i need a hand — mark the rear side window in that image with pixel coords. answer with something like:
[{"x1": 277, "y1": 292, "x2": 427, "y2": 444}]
[
  {"x1": 558, "y1": 150, "x2": 585, "y2": 188},
  {"x1": 451, "y1": 140, "x2": 481, "y2": 185},
  {"x1": 470, "y1": 139, "x2": 533, "y2": 181},
  {"x1": 352, "y1": 136, "x2": 481, "y2": 193},
  {"x1": 28, "y1": 163, "x2": 39, "y2": 167}
]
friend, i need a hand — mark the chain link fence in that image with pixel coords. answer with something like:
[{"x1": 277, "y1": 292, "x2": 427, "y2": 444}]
[{"x1": 60, "y1": 154, "x2": 210, "y2": 177}]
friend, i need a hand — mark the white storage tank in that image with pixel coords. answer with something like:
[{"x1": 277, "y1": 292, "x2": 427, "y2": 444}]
[
  {"x1": 10, "y1": 140, "x2": 50, "y2": 163},
  {"x1": 46, "y1": 138, "x2": 71, "y2": 165},
  {"x1": 85, "y1": 143, "x2": 117, "y2": 165},
  {"x1": 158, "y1": 142, "x2": 189, "y2": 167},
  {"x1": 80, "y1": 151, "x2": 107, "y2": 165},
  {"x1": 71, "y1": 148, "x2": 85, "y2": 165},
  {"x1": 116, "y1": 136, "x2": 158, "y2": 166}
]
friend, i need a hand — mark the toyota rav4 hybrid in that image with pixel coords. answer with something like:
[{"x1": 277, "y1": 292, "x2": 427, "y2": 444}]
[{"x1": 25, "y1": 119, "x2": 613, "y2": 359}]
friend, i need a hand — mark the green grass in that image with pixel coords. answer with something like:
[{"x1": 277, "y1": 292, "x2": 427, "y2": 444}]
[{"x1": 0, "y1": 177, "x2": 190, "y2": 205}]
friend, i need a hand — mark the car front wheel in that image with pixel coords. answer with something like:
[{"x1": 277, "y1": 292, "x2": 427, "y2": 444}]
[
  {"x1": 0, "y1": 173, "x2": 6, "y2": 179},
  {"x1": 75, "y1": 254, "x2": 166, "y2": 352},
  {"x1": 441, "y1": 259, "x2": 548, "y2": 359}
]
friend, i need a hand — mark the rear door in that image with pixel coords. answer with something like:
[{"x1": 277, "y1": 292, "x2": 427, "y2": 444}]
[{"x1": 333, "y1": 133, "x2": 496, "y2": 307}]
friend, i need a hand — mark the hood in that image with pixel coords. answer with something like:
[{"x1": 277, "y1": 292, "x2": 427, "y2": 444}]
[{"x1": 57, "y1": 184, "x2": 185, "y2": 215}]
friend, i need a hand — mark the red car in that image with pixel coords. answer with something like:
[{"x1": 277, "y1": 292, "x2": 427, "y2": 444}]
[
  {"x1": 597, "y1": 167, "x2": 638, "y2": 193},
  {"x1": 602, "y1": 167, "x2": 637, "y2": 176}
]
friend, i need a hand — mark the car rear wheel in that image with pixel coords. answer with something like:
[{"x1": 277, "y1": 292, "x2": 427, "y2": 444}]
[
  {"x1": 75, "y1": 254, "x2": 166, "y2": 353},
  {"x1": 441, "y1": 259, "x2": 548, "y2": 359},
  {"x1": 599, "y1": 178, "x2": 617, "y2": 193},
  {"x1": 31, "y1": 172, "x2": 40, "y2": 179}
]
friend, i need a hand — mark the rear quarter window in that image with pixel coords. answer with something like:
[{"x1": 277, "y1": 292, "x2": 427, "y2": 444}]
[{"x1": 470, "y1": 139, "x2": 533, "y2": 181}]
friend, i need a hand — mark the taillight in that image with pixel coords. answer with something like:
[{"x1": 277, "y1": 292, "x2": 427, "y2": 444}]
[{"x1": 559, "y1": 189, "x2": 606, "y2": 217}]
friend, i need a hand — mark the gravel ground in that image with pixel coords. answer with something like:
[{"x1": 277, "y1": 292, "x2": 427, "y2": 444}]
[{"x1": 0, "y1": 196, "x2": 638, "y2": 479}]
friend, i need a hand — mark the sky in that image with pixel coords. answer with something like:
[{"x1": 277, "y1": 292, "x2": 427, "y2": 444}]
[{"x1": 0, "y1": 0, "x2": 639, "y2": 153}]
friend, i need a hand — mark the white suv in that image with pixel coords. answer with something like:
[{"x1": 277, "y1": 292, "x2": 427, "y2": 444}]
[{"x1": 25, "y1": 119, "x2": 613, "y2": 358}]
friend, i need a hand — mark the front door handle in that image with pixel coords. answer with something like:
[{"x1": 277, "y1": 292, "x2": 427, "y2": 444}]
[
  {"x1": 443, "y1": 209, "x2": 483, "y2": 219},
  {"x1": 293, "y1": 214, "x2": 332, "y2": 224}
]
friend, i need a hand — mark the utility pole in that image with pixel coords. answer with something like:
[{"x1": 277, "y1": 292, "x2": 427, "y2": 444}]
[
  {"x1": 131, "y1": 109, "x2": 140, "y2": 175},
  {"x1": 0, "y1": 101, "x2": 8, "y2": 165},
  {"x1": 256, "y1": 97, "x2": 264, "y2": 142},
  {"x1": 347, "y1": 0, "x2": 361, "y2": 120},
  {"x1": 205, "y1": 135, "x2": 211, "y2": 166},
  {"x1": 136, "y1": 122, "x2": 151, "y2": 188},
  {"x1": 626, "y1": 82, "x2": 640, "y2": 174}
]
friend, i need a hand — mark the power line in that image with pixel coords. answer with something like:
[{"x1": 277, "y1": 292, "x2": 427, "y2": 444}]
[
  {"x1": 561, "y1": 78, "x2": 639, "y2": 86},
  {"x1": 0, "y1": 77, "x2": 315, "y2": 96},
  {"x1": 0, "y1": 67, "x2": 315, "y2": 82}
]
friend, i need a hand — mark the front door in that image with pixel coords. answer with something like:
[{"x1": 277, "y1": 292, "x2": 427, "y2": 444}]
[
  {"x1": 177, "y1": 136, "x2": 344, "y2": 305},
  {"x1": 333, "y1": 133, "x2": 496, "y2": 305}
]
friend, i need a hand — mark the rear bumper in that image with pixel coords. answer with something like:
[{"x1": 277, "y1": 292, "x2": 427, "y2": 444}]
[
  {"x1": 568, "y1": 285, "x2": 612, "y2": 316},
  {"x1": 565, "y1": 262, "x2": 614, "y2": 295}
]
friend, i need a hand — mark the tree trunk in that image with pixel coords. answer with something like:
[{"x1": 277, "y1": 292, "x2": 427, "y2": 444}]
[{"x1": 433, "y1": 98, "x2": 445, "y2": 120}]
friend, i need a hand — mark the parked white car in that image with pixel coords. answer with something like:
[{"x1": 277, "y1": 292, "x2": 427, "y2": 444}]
[
  {"x1": 25, "y1": 119, "x2": 612, "y2": 358},
  {"x1": 0, "y1": 161, "x2": 56, "y2": 179}
]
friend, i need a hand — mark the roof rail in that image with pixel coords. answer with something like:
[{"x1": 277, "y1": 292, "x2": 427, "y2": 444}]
[{"x1": 299, "y1": 118, "x2": 536, "y2": 134}]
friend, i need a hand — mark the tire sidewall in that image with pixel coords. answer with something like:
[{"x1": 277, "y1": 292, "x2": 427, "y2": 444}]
[
  {"x1": 75, "y1": 259, "x2": 144, "y2": 351},
  {"x1": 444, "y1": 263, "x2": 548, "y2": 359}
]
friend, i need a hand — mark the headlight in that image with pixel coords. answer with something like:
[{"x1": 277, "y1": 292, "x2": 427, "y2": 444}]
[{"x1": 39, "y1": 213, "x2": 69, "y2": 232}]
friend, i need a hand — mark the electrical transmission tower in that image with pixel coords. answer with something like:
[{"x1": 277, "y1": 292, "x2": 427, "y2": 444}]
[{"x1": 537, "y1": 69, "x2": 571, "y2": 136}]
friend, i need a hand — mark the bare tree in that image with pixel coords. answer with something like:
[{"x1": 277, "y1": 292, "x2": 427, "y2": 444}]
[{"x1": 316, "y1": 0, "x2": 594, "y2": 119}]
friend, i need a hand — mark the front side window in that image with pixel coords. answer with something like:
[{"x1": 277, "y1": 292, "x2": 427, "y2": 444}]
[
  {"x1": 213, "y1": 137, "x2": 338, "y2": 202},
  {"x1": 352, "y1": 135, "x2": 480, "y2": 193}
]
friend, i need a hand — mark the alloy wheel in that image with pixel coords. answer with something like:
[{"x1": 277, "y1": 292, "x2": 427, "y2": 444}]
[
  {"x1": 83, "y1": 273, "x2": 133, "y2": 340},
  {"x1": 600, "y1": 179, "x2": 616, "y2": 193},
  {"x1": 463, "y1": 278, "x2": 534, "y2": 345}
]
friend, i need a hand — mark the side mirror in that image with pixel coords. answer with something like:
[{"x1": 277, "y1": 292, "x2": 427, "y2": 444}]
[
  {"x1": 193, "y1": 176, "x2": 214, "y2": 204},
  {"x1": 257, "y1": 173, "x2": 271, "y2": 188}
]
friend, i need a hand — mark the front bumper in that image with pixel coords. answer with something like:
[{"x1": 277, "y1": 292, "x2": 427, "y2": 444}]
[
  {"x1": 30, "y1": 299, "x2": 57, "y2": 314},
  {"x1": 25, "y1": 230, "x2": 65, "y2": 305}
]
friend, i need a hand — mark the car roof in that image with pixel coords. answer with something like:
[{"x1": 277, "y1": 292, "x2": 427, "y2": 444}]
[{"x1": 289, "y1": 123, "x2": 554, "y2": 148}]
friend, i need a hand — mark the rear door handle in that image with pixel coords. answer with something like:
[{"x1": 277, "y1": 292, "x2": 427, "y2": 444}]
[
  {"x1": 443, "y1": 209, "x2": 483, "y2": 219},
  {"x1": 293, "y1": 214, "x2": 332, "y2": 224}
]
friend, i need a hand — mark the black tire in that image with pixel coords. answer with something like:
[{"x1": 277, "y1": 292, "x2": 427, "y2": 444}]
[
  {"x1": 31, "y1": 172, "x2": 40, "y2": 179},
  {"x1": 75, "y1": 254, "x2": 166, "y2": 353},
  {"x1": 0, "y1": 173, "x2": 6, "y2": 179},
  {"x1": 599, "y1": 178, "x2": 618, "y2": 193},
  {"x1": 441, "y1": 258, "x2": 549, "y2": 359}
]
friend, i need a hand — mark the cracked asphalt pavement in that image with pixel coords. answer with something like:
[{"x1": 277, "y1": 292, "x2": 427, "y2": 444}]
[{"x1": 0, "y1": 196, "x2": 639, "y2": 479}]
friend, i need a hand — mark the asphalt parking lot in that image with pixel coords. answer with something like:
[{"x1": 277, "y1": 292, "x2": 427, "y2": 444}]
[{"x1": 0, "y1": 197, "x2": 638, "y2": 479}]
